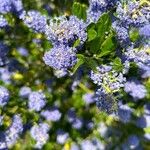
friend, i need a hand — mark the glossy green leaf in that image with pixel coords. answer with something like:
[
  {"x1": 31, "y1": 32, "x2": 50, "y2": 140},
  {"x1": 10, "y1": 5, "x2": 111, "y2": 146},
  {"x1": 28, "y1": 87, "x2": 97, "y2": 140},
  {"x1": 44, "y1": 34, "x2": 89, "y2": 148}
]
[
  {"x1": 87, "y1": 28, "x2": 97, "y2": 41},
  {"x1": 112, "y1": 57, "x2": 124, "y2": 72},
  {"x1": 72, "y1": 2, "x2": 87, "y2": 21}
]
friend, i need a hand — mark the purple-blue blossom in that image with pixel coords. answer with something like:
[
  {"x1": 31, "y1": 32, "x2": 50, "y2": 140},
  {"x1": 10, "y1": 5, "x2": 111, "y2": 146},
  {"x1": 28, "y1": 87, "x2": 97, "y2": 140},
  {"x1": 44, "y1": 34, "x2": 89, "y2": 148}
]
[
  {"x1": 72, "y1": 117, "x2": 83, "y2": 129},
  {"x1": 17, "y1": 47, "x2": 29, "y2": 57},
  {"x1": 19, "y1": 86, "x2": 31, "y2": 98},
  {"x1": 116, "y1": 1, "x2": 149, "y2": 27},
  {"x1": 82, "y1": 93, "x2": 95, "y2": 105},
  {"x1": 30, "y1": 123, "x2": 50, "y2": 149},
  {"x1": 5, "y1": 114, "x2": 23, "y2": 148},
  {"x1": 87, "y1": 0, "x2": 118, "y2": 24},
  {"x1": 0, "y1": 15, "x2": 8, "y2": 28},
  {"x1": 136, "y1": 115, "x2": 150, "y2": 128},
  {"x1": 0, "y1": 0, "x2": 12, "y2": 14},
  {"x1": 112, "y1": 21, "x2": 130, "y2": 47},
  {"x1": 0, "y1": 0, "x2": 23, "y2": 15},
  {"x1": 21, "y1": 10, "x2": 47, "y2": 33},
  {"x1": 45, "y1": 15, "x2": 87, "y2": 46},
  {"x1": 28, "y1": 91, "x2": 46, "y2": 111},
  {"x1": 139, "y1": 24, "x2": 150, "y2": 37},
  {"x1": 127, "y1": 135, "x2": 140, "y2": 149},
  {"x1": 125, "y1": 45, "x2": 150, "y2": 70},
  {"x1": 80, "y1": 139, "x2": 105, "y2": 150},
  {"x1": 0, "y1": 86, "x2": 9, "y2": 107},
  {"x1": 43, "y1": 44, "x2": 77, "y2": 70},
  {"x1": 118, "y1": 104, "x2": 132, "y2": 123},
  {"x1": 56, "y1": 130, "x2": 69, "y2": 144},
  {"x1": 90, "y1": 65, "x2": 126, "y2": 93},
  {"x1": 94, "y1": 88, "x2": 118, "y2": 114},
  {"x1": 124, "y1": 79, "x2": 147, "y2": 100},
  {"x1": 41, "y1": 107, "x2": 62, "y2": 122}
]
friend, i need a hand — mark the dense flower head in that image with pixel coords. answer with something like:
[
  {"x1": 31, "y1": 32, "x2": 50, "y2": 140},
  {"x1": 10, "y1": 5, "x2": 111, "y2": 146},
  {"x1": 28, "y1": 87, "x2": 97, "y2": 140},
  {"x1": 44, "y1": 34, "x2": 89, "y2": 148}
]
[
  {"x1": 125, "y1": 45, "x2": 150, "y2": 70},
  {"x1": 30, "y1": 123, "x2": 50, "y2": 149},
  {"x1": 136, "y1": 115, "x2": 150, "y2": 128},
  {"x1": 28, "y1": 91, "x2": 46, "y2": 111},
  {"x1": 81, "y1": 138, "x2": 105, "y2": 150},
  {"x1": 0, "y1": 42, "x2": 9, "y2": 66},
  {"x1": 87, "y1": 0, "x2": 118, "y2": 23},
  {"x1": 0, "y1": 86, "x2": 9, "y2": 107},
  {"x1": 124, "y1": 79, "x2": 147, "y2": 100},
  {"x1": 0, "y1": 0, "x2": 23, "y2": 15},
  {"x1": 112, "y1": 21, "x2": 130, "y2": 47},
  {"x1": 82, "y1": 93, "x2": 95, "y2": 105},
  {"x1": 94, "y1": 88, "x2": 118, "y2": 114},
  {"x1": 72, "y1": 117, "x2": 83, "y2": 129},
  {"x1": 19, "y1": 86, "x2": 31, "y2": 98},
  {"x1": 138, "y1": 63, "x2": 150, "y2": 78},
  {"x1": 0, "y1": 67, "x2": 12, "y2": 84},
  {"x1": 17, "y1": 47, "x2": 29, "y2": 57},
  {"x1": 90, "y1": 65, "x2": 126, "y2": 93},
  {"x1": 5, "y1": 114, "x2": 23, "y2": 147},
  {"x1": 116, "y1": 1, "x2": 150, "y2": 27},
  {"x1": 0, "y1": 42, "x2": 9, "y2": 58},
  {"x1": 118, "y1": 103, "x2": 132, "y2": 123},
  {"x1": 144, "y1": 103, "x2": 150, "y2": 115},
  {"x1": 127, "y1": 135, "x2": 140, "y2": 149},
  {"x1": 0, "y1": 0, "x2": 12, "y2": 14},
  {"x1": 0, "y1": 15, "x2": 8, "y2": 28},
  {"x1": 21, "y1": 10, "x2": 47, "y2": 33},
  {"x1": 56, "y1": 129, "x2": 69, "y2": 144},
  {"x1": 0, "y1": 115, "x2": 3, "y2": 125},
  {"x1": 43, "y1": 44, "x2": 77, "y2": 70},
  {"x1": 139, "y1": 24, "x2": 150, "y2": 37},
  {"x1": 41, "y1": 107, "x2": 62, "y2": 122},
  {"x1": 45, "y1": 15, "x2": 87, "y2": 46}
]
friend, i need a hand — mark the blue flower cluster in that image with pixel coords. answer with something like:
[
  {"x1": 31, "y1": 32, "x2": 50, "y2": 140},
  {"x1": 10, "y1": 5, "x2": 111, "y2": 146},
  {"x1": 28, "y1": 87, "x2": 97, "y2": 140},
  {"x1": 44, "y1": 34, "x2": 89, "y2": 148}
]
[
  {"x1": 87, "y1": 0, "x2": 118, "y2": 24},
  {"x1": 0, "y1": 115, "x2": 23, "y2": 149},
  {"x1": 0, "y1": 86, "x2": 9, "y2": 107},
  {"x1": 30, "y1": 123, "x2": 50, "y2": 149},
  {"x1": 43, "y1": 44, "x2": 77, "y2": 70},
  {"x1": 0, "y1": 0, "x2": 23, "y2": 16},
  {"x1": 0, "y1": 0, "x2": 149, "y2": 149}
]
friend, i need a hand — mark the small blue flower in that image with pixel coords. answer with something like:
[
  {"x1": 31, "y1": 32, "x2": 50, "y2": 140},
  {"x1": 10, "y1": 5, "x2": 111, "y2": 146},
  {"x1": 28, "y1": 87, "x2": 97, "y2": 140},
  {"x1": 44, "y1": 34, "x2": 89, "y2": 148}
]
[
  {"x1": 41, "y1": 107, "x2": 62, "y2": 122},
  {"x1": 43, "y1": 44, "x2": 77, "y2": 70},
  {"x1": 127, "y1": 135, "x2": 140, "y2": 149},
  {"x1": 5, "y1": 114, "x2": 23, "y2": 148},
  {"x1": 82, "y1": 93, "x2": 95, "y2": 105},
  {"x1": 45, "y1": 15, "x2": 87, "y2": 46},
  {"x1": 0, "y1": 86, "x2": 9, "y2": 107},
  {"x1": 30, "y1": 123, "x2": 50, "y2": 149},
  {"x1": 56, "y1": 129, "x2": 69, "y2": 144},
  {"x1": 118, "y1": 104, "x2": 132, "y2": 123},
  {"x1": 139, "y1": 24, "x2": 150, "y2": 37},
  {"x1": 19, "y1": 86, "x2": 31, "y2": 98},
  {"x1": 0, "y1": 15, "x2": 8, "y2": 28},
  {"x1": 21, "y1": 10, "x2": 47, "y2": 33},
  {"x1": 94, "y1": 88, "x2": 118, "y2": 114},
  {"x1": 124, "y1": 79, "x2": 147, "y2": 100},
  {"x1": 90, "y1": 65, "x2": 126, "y2": 93},
  {"x1": 28, "y1": 91, "x2": 46, "y2": 111}
]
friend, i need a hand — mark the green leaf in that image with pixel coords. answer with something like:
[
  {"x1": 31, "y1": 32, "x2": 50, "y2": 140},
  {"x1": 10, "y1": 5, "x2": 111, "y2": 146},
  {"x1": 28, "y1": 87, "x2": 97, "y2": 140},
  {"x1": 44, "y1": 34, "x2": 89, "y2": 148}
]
[
  {"x1": 72, "y1": 55, "x2": 85, "y2": 74},
  {"x1": 129, "y1": 28, "x2": 140, "y2": 42},
  {"x1": 87, "y1": 28, "x2": 97, "y2": 41},
  {"x1": 86, "y1": 13, "x2": 112, "y2": 54},
  {"x1": 72, "y1": 2, "x2": 87, "y2": 21},
  {"x1": 87, "y1": 37, "x2": 101, "y2": 54},
  {"x1": 85, "y1": 57, "x2": 98, "y2": 71},
  {"x1": 98, "y1": 33, "x2": 117, "y2": 57},
  {"x1": 96, "y1": 13, "x2": 111, "y2": 39},
  {"x1": 112, "y1": 57, "x2": 123, "y2": 72}
]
